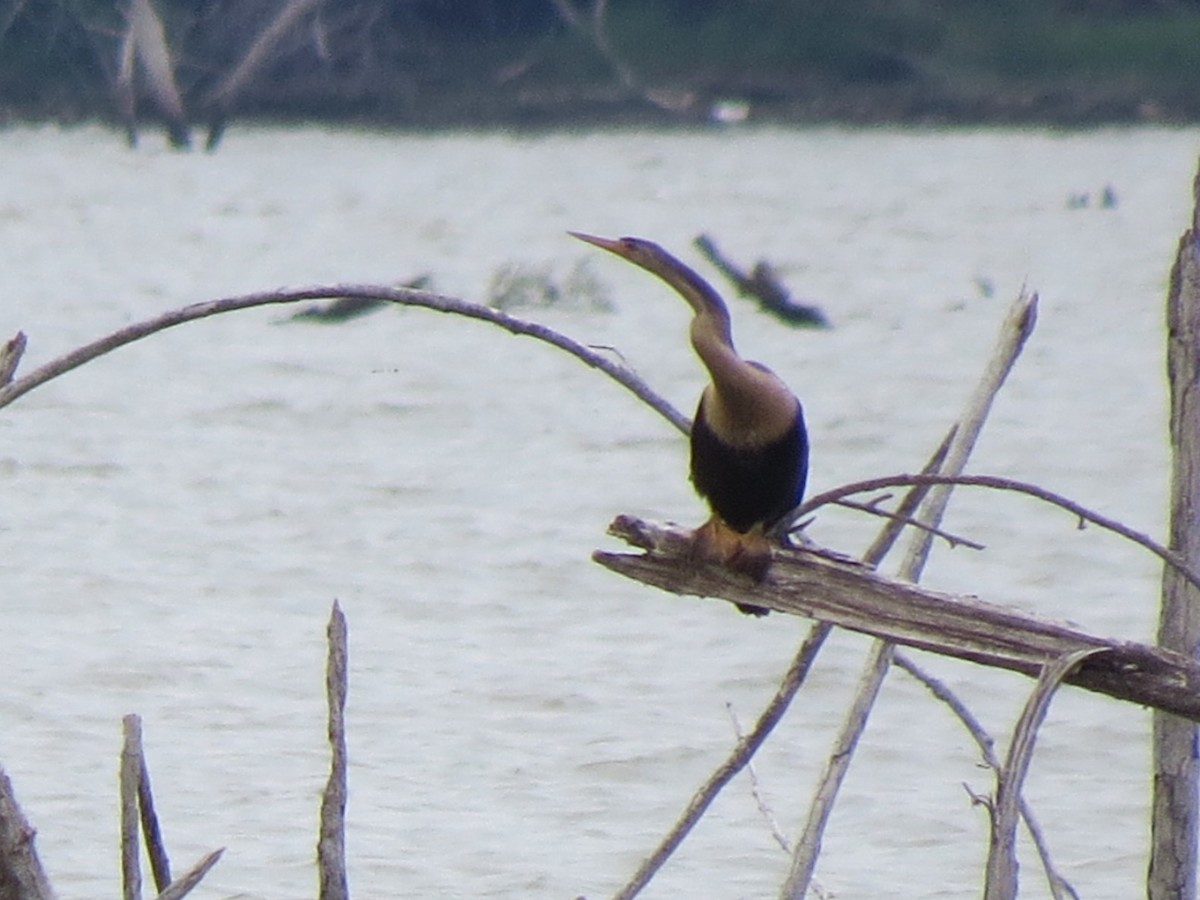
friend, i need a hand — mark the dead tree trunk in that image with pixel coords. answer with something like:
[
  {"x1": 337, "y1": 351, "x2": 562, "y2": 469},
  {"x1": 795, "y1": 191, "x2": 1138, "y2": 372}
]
[{"x1": 1149, "y1": 163, "x2": 1200, "y2": 900}]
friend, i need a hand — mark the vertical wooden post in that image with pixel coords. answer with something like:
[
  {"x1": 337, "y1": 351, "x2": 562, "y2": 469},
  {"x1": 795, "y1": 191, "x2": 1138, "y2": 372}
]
[
  {"x1": 318, "y1": 601, "x2": 350, "y2": 900},
  {"x1": 120, "y1": 716, "x2": 143, "y2": 900},
  {"x1": 1150, "y1": 161, "x2": 1200, "y2": 900}
]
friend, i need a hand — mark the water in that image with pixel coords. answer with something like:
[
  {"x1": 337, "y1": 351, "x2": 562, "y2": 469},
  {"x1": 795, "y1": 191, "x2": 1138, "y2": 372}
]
[{"x1": 0, "y1": 123, "x2": 1197, "y2": 898}]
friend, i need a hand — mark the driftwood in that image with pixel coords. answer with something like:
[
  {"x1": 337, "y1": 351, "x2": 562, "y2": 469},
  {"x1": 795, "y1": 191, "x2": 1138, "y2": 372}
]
[
  {"x1": 595, "y1": 515, "x2": 1200, "y2": 723},
  {"x1": 693, "y1": 234, "x2": 830, "y2": 328}
]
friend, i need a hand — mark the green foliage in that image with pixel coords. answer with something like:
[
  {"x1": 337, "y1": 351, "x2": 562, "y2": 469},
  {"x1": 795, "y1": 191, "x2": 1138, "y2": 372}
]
[
  {"x1": 4, "y1": 0, "x2": 1200, "y2": 123},
  {"x1": 940, "y1": 6, "x2": 1200, "y2": 82},
  {"x1": 601, "y1": 0, "x2": 938, "y2": 82}
]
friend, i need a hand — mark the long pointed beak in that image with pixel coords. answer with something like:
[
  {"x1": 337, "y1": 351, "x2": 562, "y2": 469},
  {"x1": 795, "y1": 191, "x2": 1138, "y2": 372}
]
[{"x1": 568, "y1": 231, "x2": 626, "y2": 256}]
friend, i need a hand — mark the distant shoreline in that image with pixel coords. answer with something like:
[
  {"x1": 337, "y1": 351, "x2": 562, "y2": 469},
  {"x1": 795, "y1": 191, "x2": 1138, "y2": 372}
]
[{"x1": 5, "y1": 76, "x2": 1198, "y2": 140}]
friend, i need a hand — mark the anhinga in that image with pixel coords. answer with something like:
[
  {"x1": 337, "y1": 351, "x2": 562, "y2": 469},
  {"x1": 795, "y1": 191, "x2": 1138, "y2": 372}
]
[{"x1": 572, "y1": 233, "x2": 809, "y2": 608}]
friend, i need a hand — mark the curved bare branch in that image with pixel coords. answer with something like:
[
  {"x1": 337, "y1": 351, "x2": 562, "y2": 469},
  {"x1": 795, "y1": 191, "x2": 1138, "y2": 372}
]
[
  {"x1": 0, "y1": 285, "x2": 690, "y2": 435},
  {"x1": 796, "y1": 472, "x2": 1200, "y2": 594}
]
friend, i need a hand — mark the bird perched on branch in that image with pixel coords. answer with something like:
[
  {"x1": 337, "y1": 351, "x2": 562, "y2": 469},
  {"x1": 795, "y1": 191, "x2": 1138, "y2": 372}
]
[{"x1": 572, "y1": 232, "x2": 808, "y2": 611}]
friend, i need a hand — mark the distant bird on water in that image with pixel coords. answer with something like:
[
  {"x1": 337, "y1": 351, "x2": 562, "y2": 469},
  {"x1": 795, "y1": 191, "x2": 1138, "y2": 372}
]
[{"x1": 572, "y1": 232, "x2": 808, "y2": 612}]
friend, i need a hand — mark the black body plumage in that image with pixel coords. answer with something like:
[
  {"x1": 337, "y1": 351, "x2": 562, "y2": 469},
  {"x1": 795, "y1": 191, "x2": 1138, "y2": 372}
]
[{"x1": 689, "y1": 400, "x2": 809, "y2": 535}]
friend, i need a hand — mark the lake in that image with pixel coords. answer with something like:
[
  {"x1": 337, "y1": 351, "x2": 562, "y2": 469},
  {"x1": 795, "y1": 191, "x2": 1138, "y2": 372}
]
[{"x1": 1, "y1": 122, "x2": 1197, "y2": 898}]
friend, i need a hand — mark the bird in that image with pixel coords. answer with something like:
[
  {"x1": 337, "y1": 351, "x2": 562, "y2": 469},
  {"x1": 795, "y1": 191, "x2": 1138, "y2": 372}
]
[{"x1": 571, "y1": 232, "x2": 809, "y2": 612}]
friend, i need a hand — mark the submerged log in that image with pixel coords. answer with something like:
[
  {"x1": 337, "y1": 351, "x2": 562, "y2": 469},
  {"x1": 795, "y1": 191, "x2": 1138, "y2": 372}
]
[
  {"x1": 289, "y1": 276, "x2": 431, "y2": 322},
  {"x1": 693, "y1": 234, "x2": 830, "y2": 328},
  {"x1": 595, "y1": 515, "x2": 1200, "y2": 722}
]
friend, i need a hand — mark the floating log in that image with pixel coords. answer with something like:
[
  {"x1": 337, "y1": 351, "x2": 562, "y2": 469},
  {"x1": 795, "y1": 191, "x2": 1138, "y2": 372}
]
[
  {"x1": 595, "y1": 514, "x2": 1200, "y2": 722},
  {"x1": 693, "y1": 234, "x2": 830, "y2": 328}
]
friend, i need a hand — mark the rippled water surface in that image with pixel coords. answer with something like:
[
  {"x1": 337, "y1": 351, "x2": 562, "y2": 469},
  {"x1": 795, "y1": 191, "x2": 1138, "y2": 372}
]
[{"x1": 2, "y1": 123, "x2": 1199, "y2": 898}]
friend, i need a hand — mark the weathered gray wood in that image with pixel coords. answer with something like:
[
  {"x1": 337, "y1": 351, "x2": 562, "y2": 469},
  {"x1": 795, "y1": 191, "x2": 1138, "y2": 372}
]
[
  {"x1": 0, "y1": 286, "x2": 690, "y2": 435},
  {"x1": 1150, "y1": 162, "x2": 1200, "y2": 900},
  {"x1": 608, "y1": 437, "x2": 954, "y2": 900},
  {"x1": 151, "y1": 849, "x2": 223, "y2": 900},
  {"x1": 134, "y1": 727, "x2": 172, "y2": 893},
  {"x1": 120, "y1": 715, "x2": 143, "y2": 900},
  {"x1": 781, "y1": 289, "x2": 1037, "y2": 900},
  {"x1": 318, "y1": 601, "x2": 349, "y2": 900},
  {"x1": 595, "y1": 515, "x2": 1200, "y2": 722},
  {"x1": 985, "y1": 648, "x2": 1103, "y2": 900},
  {"x1": 0, "y1": 333, "x2": 24, "y2": 386},
  {"x1": 0, "y1": 767, "x2": 55, "y2": 900}
]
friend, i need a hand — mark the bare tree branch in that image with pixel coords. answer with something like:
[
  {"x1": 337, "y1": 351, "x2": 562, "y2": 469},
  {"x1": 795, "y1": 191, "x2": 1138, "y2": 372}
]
[
  {"x1": 985, "y1": 648, "x2": 1104, "y2": 900},
  {"x1": 609, "y1": 623, "x2": 830, "y2": 900},
  {"x1": 151, "y1": 849, "x2": 223, "y2": 900},
  {"x1": 0, "y1": 284, "x2": 690, "y2": 436},
  {"x1": 607, "y1": 436, "x2": 953, "y2": 899},
  {"x1": 797, "y1": 472, "x2": 1200, "y2": 595},
  {"x1": 831, "y1": 497, "x2": 985, "y2": 551},
  {"x1": 202, "y1": 0, "x2": 326, "y2": 113},
  {"x1": 780, "y1": 290, "x2": 1037, "y2": 899},
  {"x1": 598, "y1": 514, "x2": 1200, "y2": 721},
  {"x1": 136, "y1": 733, "x2": 172, "y2": 893},
  {"x1": 894, "y1": 653, "x2": 1080, "y2": 900}
]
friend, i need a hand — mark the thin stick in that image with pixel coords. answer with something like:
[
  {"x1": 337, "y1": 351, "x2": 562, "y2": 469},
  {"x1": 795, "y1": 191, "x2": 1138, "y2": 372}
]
[
  {"x1": 608, "y1": 433, "x2": 954, "y2": 900},
  {"x1": 796, "y1": 472, "x2": 1200, "y2": 594},
  {"x1": 120, "y1": 714, "x2": 143, "y2": 900},
  {"x1": 136, "y1": 733, "x2": 172, "y2": 892},
  {"x1": 152, "y1": 848, "x2": 224, "y2": 900},
  {"x1": 985, "y1": 648, "x2": 1104, "y2": 900},
  {"x1": 832, "y1": 497, "x2": 985, "y2": 550},
  {"x1": 780, "y1": 290, "x2": 1037, "y2": 899},
  {"x1": 723, "y1": 706, "x2": 792, "y2": 854},
  {"x1": 0, "y1": 284, "x2": 691, "y2": 436},
  {"x1": 318, "y1": 601, "x2": 350, "y2": 900},
  {"x1": 894, "y1": 653, "x2": 1080, "y2": 900},
  {"x1": 610, "y1": 623, "x2": 830, "y2": 900}
]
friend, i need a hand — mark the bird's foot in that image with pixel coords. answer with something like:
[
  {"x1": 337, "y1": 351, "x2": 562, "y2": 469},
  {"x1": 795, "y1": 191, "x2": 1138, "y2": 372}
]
[{"x1": 690, "y1": 518, "x2": 772, "y2": 616}]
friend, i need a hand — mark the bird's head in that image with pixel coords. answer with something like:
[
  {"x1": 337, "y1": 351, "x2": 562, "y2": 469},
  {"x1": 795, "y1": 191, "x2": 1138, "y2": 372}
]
[
  {"x1": 570, "y1": 230, "x2": 731, "y2": 331},
  {"x1": 569, "y1": 232, "x2": 678, "y2": 281}
]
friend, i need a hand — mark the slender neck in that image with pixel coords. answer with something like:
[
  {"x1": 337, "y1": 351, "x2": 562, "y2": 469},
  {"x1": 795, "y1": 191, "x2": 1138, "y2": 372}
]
[
  {"x1": 640, "y1": 242, "x2": 799, "y2": 445},
  {"x1": 649, "y1": 254, "x2": 742, "y2": 378}
]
